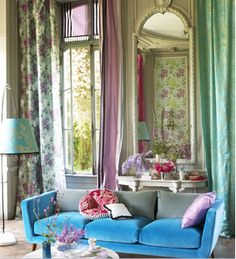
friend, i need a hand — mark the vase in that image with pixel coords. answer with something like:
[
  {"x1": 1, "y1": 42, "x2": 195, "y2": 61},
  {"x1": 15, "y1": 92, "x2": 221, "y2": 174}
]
[
  {"x1": 164, "y1": 173, "x2": 171, "y2": 180},
  {"x1": 55, "y1": 241, "x2": 77, "y2": 252},
  {"x1": 160, "y1": 172, "x2": 164, "y2": 180},
  {"x1": 42, "y1": 241, "x2": 51, "y2": 259}
]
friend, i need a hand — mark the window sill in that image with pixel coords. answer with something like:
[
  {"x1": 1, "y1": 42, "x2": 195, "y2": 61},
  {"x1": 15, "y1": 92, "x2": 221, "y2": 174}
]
[{"x1": 65, "y1": 174, "x2": 97, "y2": 178}]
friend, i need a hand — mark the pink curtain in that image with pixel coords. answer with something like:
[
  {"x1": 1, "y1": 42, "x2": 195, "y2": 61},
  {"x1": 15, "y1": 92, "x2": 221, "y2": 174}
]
[
  {"x1": 98, "y1": 0, "x2": 123, "y2": 189},
  {"x1": 71, "y1": 2, "x2": 90, "y2": 36}
]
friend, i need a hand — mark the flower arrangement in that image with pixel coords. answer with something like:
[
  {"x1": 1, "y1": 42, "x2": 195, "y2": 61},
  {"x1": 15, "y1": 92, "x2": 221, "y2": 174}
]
[
  {"x1": 56, "y1": 225, "x2": 84, "y2": 251},
  {"x1": 33, "y1": 196, "x2": 84, "y2": 246},
  {"x1": 56, "y1": 224, "x2": 84, "y2": 244},
  {"x1": 152, "y1": 108, "x2": 191, "y2": 162},
  {"x1": 122, "y1": 153, "x2": 147, "y2": 176},
  {"x1": 154, "y1": 161, "x2": 175, "y2": 174}
]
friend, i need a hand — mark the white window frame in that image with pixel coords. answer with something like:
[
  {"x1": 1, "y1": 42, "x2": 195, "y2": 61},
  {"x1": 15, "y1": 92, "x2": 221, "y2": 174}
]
[{"x1": 61, "y1": 39, "x2": 100, "y2": 175}]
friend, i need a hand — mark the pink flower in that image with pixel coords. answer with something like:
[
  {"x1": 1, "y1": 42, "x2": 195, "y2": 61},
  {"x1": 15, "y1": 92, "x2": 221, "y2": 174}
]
[{"x1": 154, "y1": 161, "x2": 175, "y2": 174}]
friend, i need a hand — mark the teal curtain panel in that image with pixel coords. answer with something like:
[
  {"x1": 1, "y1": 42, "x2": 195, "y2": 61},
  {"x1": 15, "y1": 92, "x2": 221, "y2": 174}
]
[{"x1": 196, "y1": 0, "x2": 235, "y2": 237}]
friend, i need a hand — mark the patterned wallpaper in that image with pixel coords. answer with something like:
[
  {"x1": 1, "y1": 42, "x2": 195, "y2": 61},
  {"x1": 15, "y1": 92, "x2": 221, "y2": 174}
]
[{"x1": 154, "y1": 56, "x2": 190, "y2": 148}]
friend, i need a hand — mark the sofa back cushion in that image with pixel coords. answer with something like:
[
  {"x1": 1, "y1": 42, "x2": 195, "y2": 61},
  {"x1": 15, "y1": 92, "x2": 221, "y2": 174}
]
[
  {"x1": 114, "y1": 190, "x2": 157, "y2": 220},
  {"x1": 57, "y1": 189, "x2": 88, "y2": 212},
  {"x1": 157, "y1": 190, "x2": 199, "y2": 219}
]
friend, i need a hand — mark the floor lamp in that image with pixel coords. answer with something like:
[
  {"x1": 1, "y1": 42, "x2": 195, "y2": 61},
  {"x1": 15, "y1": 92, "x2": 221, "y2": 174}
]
[{"x1": 0, "y1": 85, "x2": 39, "y2": 246}]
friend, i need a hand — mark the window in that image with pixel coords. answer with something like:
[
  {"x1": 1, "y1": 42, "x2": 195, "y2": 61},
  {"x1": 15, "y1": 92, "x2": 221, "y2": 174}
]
[{"x1": 60, "y1": 0, "x2": 100, "y2": 175}]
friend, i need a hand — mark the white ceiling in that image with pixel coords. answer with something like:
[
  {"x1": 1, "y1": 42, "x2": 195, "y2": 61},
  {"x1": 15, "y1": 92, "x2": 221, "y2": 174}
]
[{"x1": 143, "y1": 12, "x2": 187, "y2": 39}]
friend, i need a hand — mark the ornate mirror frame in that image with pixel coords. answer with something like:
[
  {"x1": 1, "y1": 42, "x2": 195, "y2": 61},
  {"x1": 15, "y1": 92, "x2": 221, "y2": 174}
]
[{"x1": 132, "y1": 5, "x2": 196, "y2": 164}]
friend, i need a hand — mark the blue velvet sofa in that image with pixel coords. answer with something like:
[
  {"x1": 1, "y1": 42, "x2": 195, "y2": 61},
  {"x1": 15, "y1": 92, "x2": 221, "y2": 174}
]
[{"x1": 21, "y1": 189, "x2": 223, "y2": 258}]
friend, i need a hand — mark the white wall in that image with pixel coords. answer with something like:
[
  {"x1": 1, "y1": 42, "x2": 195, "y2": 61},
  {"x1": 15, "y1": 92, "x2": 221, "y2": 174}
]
[{"x1": 0, "y1": 0, "x2": 18, "y2": 219}]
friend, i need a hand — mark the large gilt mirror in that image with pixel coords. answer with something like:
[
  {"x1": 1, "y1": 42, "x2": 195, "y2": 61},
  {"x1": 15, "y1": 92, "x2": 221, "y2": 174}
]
[{"x1": 133, "y1": 6, "x2": 196, "y2": 164}]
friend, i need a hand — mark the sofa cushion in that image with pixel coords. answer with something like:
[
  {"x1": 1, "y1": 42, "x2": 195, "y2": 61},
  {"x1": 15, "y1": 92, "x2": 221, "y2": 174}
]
[
  {"x1": 157, "y1": 191, "x2": 199, "y2": 219},
  {"x1": 139, "y1": 219, "x2": 202, "y2": 249},
  {"x1": 114, "y1": 190, "x2": 157, "y2": 220},
  {"x1": 79, "y1": 189, "x2": 118, "y2": 220},
  {"x1": 57, "y1": 189, "x2": 88, "y2": 212},
  {"x1": 34, "y1": 212, "x2": 89, "y2": 237},
  {"x1": 84, "y1": 216, "x2": 151, "y2": 243},
  {"x1": 182, "y1": 192, "x2": 216, "y2": 228}
]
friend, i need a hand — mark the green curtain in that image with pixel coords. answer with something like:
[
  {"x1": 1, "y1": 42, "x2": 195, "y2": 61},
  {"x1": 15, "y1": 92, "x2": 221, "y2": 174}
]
[{"x1": 196, "y1": 0, "x2": 235, "y2": 238}]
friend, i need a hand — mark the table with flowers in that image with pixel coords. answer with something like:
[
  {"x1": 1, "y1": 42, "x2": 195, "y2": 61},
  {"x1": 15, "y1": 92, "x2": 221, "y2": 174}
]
[
  {"x1": 117, "y1": 176, "x2": 208, "y2": 193},
  {"x1": 23, "y1": 243, "x2": 119, "y2": 259},
  {"x1": 120, "y1": 154, "x2": 207, "y2": 193}
]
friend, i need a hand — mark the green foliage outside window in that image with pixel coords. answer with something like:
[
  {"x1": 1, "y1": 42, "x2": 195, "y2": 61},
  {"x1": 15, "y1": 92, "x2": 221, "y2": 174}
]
[{"x1": 73, "y1": 121, "x2": 92, "y2": 172}]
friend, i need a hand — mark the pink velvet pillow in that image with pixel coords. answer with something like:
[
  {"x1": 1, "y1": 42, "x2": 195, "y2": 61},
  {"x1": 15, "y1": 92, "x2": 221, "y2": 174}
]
[{"x1": 181, "y1": 192, "x2": 216, "y2": 228}]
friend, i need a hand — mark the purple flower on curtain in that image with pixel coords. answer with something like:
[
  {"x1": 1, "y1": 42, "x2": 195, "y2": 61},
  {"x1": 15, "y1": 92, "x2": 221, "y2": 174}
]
[
  {"x1": 27, "y1": 74, "x2": 33, "y2": 84},
  {"x1": 41, "y1": 82, "x2": 48, "y2": 94},
  {"x1": 39, "y1": 43, "x2": 47, "y2": 56},
  {"x1": 42, "y1": 118, "x2": 50, "y2": 130},
  {"x1": 23, "y1": 38, "x2": 31, "y2": 48},
  {"x1": 16, "y1": 0, "x2": 65, "y2": 217},
  {"x1": 44, "y1": 154, "x2": 54, "y2": 167},
  {"x1": 21, "y1": 4, "x2": 28, "y2": 12}
]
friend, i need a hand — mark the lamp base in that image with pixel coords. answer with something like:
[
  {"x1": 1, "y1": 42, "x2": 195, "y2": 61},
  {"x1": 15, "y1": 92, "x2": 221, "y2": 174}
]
[{"x1": 0, "y1": 232, "x2": 16, "y2": 246}]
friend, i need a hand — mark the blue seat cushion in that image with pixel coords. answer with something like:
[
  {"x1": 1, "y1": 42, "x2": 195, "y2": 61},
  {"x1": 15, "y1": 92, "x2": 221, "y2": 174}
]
[
  {"x1": 139, "y1": 219, "x2": 202, "y2": 249},
  {"x1": 84, "y1": 216, "x2": 151, "y2": 243},
  {"x1": 34, "y1": 212, "x2": 89, "y2": 237}
]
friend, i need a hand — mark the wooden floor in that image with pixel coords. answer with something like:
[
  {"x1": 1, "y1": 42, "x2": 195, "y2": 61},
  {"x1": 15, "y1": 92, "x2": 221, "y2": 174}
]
[{"x1": 0, "y1": 219, "x2": 234, "y2": 258}]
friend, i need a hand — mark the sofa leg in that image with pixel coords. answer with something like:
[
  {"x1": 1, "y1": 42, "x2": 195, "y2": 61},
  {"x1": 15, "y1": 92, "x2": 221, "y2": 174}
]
[
  {"x1": 211, "y1": 251, "x2": 215, "y2": 258},
  {"x1": 32, "y1": 244, "x2": 37, "y2": 251}
]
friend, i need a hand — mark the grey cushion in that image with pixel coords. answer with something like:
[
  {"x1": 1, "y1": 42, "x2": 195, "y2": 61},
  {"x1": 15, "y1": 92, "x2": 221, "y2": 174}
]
[
  {"x1": 114, "y1": 190, "x2": 157, "y2": 220},
  {"x1": 57, "y1": 189, "x2": 88, "y2": 212},
  {"x1": 156, "y1": 190, "x2": 199, "y2": 219}
]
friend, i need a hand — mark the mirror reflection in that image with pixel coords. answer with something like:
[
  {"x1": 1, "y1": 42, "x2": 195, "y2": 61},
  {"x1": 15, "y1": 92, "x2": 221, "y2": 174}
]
[{"x1": 137, "y1": 11, "x2": 193, "y2": 163}]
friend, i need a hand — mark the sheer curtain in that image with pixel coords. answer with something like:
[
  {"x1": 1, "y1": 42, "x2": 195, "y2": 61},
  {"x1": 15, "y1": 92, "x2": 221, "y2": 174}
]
[
  {"x1": 98, "y1": 0, "x2": 123, "y2": 189},
  {"x1": 16, "y1": 0, "x2": 65, "y2": 215},
  {"x1": 196, "y1": 0, "x2": 235, "y2": 237}
]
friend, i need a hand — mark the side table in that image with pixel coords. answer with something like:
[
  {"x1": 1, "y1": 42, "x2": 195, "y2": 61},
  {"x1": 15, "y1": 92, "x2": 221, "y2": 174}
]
[
  {"x1": 23, "y1": 244, "x2": 119, "y2": 259},
  {"x1": 117, "y1": 176, "x2": 208, "y2": 193}
]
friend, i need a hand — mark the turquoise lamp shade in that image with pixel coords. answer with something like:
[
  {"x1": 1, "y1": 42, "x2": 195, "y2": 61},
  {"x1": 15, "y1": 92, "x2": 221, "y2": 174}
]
[
  {"x1": 138, "y1": 121, "x2": 150, "y2": 141},
  {"x1": 0, "y1": 118, "x2": 39, "y2": 154}
]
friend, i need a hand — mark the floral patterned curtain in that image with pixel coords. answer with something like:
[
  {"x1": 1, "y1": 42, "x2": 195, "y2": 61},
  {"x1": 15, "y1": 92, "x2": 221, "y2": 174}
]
[{"x1": 16, "y1": 0, "x2": 65, "y2": 215}]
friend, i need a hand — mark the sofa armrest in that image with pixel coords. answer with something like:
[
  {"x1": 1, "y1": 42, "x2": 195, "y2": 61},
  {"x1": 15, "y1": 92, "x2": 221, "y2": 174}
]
[
  {"x1": 21, "y1": 191, "x2": 57, "y2": 244},
  {"x1": 198, "y1": 199, "x2": 224, "y2": 258}
]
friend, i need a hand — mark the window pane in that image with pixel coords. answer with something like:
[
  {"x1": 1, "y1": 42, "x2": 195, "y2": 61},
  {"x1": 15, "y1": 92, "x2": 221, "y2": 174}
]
[
  {"x1": 63, "y1": 90, "x2": 71, "y2": 129},
  {"x1": 64, "y1": 130, "x2": 72, "y2": 170},
  {"x1": 94, "y1": 49, "x2": 101, "y2": 130},
  {"x1": 63, "y1": 49, "x2": 71, "y2": 90},
  {"x1": 95, "y1": 129, "x2": 100, "y2": 173},
  {"x1": 94, "y1": 50, "x2": 100, "y2": 90},
  {"x1": 72, "y1": 47, "x2": 92, "y2": 174}
]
